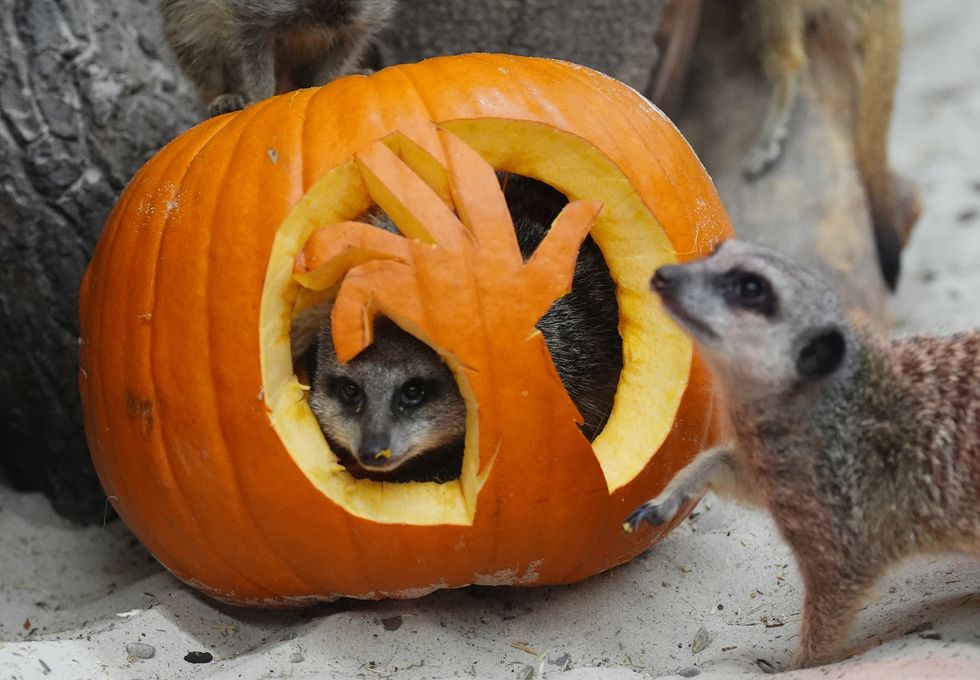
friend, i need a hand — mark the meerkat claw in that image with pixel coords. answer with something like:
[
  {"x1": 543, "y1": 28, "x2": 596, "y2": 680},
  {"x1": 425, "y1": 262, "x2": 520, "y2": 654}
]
[
  {"x1": 743, "y1": 128, "x2": 787, "y2": 179},
  {"x1": 623, "y1": 498, "x2": 683, "y2": 532},
  {"x1": 208, "y1": 93, "x2": 247, "y2": 117}
]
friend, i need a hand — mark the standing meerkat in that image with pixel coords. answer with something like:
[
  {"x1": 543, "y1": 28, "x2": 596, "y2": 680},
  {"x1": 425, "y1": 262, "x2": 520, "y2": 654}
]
[
  {"x1": 742, "y1": 0, "x2": 917, "y2": 288},
  {"x1": 625, "y1": 239, "x2": 980, "y2": 668},
  {"x1": 159, "y1": 0, "x2": 396, "y2": 117}
]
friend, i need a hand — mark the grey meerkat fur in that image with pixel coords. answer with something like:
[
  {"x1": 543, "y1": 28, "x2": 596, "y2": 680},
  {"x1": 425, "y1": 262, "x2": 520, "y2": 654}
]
[
  {"x1": 159, "y1": 0, "x2": 396, "y2": 117},
  {"x1": 308, "y1": 174, "x2": 622, "y2": 483},
  {"x1": 625, "y1": 239, "x2": 980, "y2": 668}
]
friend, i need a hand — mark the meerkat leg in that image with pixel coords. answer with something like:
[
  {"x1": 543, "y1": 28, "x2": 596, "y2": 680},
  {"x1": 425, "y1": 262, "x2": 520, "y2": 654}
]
[
  {"x1": 625, "y1": 445, "x2": 754, "y2": 530},
  {"x1": 208, "y1": 35, "x2": 276, "y2": 116},
  {"x1": 307, "y1": 29, "x2": 374, "y2": 85},
  {"x1": 851, "y1": 0, "x2": 907, "y2": 288},
  {"x1": 742, "y1": 0, "x2": 807, "y2": 178},
  {"x1": 794, "y1": 566, "x2": 875, "y2": 668}
]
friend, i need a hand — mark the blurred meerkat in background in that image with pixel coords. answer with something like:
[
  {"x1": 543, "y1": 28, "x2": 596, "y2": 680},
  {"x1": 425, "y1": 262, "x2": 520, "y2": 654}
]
[
  {"x1": 159, "y1": 0, "x2": 396, "y2": 116},
  {"x1": 742, "y1": 0, "x2": 916, "y2": 288}
]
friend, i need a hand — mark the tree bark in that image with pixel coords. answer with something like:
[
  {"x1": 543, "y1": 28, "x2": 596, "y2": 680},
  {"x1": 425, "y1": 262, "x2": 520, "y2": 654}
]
[
  {"x1": 381, "y1": 0, "x2": 666, "y2": 92},
  {"x1": 0, "y1": 0, "x2": 198, "y2": 522}
]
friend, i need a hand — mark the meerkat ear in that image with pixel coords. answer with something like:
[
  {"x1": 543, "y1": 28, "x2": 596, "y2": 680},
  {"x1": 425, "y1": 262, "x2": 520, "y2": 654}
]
[{"x1": 796, "y1": 327, "x2": 846, "y2": 381}]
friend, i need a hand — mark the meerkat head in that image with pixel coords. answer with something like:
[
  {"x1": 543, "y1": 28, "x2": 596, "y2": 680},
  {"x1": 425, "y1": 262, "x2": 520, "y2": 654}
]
[
  {"x1": 651, "y1": 240, "x2": 849, "y2": 399},
  {"x1": 309, "y1": 315, "x2": 467, "y2": 475}
]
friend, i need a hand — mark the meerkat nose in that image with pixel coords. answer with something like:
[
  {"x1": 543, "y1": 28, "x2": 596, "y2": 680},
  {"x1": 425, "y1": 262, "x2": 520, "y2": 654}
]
[
  {"x1": 359, "y1": 432, "x2": 392, "y2": 466},
  {"x1": 651, "y1": 265, "x2": 683, "y2": 293}
]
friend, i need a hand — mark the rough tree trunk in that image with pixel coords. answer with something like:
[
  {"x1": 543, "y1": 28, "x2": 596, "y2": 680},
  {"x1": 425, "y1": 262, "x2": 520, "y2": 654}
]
[
  {"x1": 0, "y1": 0, "x2": 198, "y2": 522},
  {"x1": 381, "y1": 0, "x2": 666, "y2": 92},
  {"x1": 0, "y1": 0, "x2": 667, "y2": 522}
]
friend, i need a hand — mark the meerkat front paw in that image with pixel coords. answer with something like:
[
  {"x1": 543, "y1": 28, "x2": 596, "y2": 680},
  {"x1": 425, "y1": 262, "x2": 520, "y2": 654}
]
[
  {"x1": 743, "y1": 122, "x2": 790, "y2": 178},
  {"x1": 623, "y1": 491, "x2": 688, "y2": 532},
  {"x1": 623, "y1": 445, "x2": 740, "y2": 532},
  {"x1": 208, "y1": 93, "x2": 247, "y2": 117}
]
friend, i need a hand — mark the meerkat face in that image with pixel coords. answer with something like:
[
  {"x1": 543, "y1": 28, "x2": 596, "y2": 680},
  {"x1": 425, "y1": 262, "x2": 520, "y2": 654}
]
[
  {"x1": 651, "y1": 240, "x2": 848, "y2": 398},
  {"x1": 309, "y1": 316, "x2": 467, "y2": 473}
]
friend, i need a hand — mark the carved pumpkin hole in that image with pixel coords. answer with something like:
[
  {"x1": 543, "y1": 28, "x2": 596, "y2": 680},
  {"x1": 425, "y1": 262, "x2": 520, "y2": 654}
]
[
  {"x1": 266, "y1": 120, "x2": 693, "y2": 525},
  {"x1": 291, "y1": 171, "x2": 623, "y2": 484}
]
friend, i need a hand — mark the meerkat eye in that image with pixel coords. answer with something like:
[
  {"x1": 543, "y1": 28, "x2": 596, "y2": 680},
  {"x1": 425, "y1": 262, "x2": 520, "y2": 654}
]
[
  {"x1": 721, "y1": 269, "x2": 776, "y2": 316},
  {"x1": 399, "y1": 379, "x2": 426, "y2": 408},
  {"x1": 336, "y1": 379, "x2": 361, "y2": 406},
  {"x1": 737, "y1": 274, "x2": 766, "y2": 301}
]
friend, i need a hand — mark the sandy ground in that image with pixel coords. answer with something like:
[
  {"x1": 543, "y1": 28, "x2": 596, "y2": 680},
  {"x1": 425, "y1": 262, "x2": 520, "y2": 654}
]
[{"x1": 3, "y1": 2, "x2": 980, "y2": 678}]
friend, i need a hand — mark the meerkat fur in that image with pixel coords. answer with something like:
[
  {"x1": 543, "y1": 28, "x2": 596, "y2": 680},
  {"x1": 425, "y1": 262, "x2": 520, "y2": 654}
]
[
  {"x1": 626, "y1": 239, "x2": 980, "y2": 668},
  {"x1": 159, "y1": 0, "x2": 396, "y2": 116}
]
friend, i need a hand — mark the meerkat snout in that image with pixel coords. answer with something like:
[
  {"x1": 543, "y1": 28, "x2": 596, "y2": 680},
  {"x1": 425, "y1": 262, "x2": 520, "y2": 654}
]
[
  {"x1": 629, "y1": 239, "x2": 980, "y2": 668},
  {"x1": 650, "y1": 264, "x2": 683, "y2": 293}
]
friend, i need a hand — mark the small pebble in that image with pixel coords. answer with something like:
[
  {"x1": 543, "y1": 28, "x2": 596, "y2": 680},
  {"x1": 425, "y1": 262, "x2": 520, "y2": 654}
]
[
  {"x1": 762, "y1": 615, "x2": 786, "y2": 628},
  {"x1": 381, "y1": 615, "x2": 403, "y2": 631},
  {"x1": 691, "y1": 626, "x2": 712, "y2": 654},
  {"x1": 126, "y1": 642, "x2": 156, "y2": 660},
  {"x1": 957, "y1": 207, "x2": 978, "y2": 224},
  {"x1": 904, "y1": 621, "x2": 934, "y2": 635},
  {"x1": 184, "y1": 651, "x2": 213, "y2": 664},
  {"x1": 545, "y1": 651, "x2": 572, "y2": 670},
  {"x1": 289, "y1": 652, "x2": 305, "y2": 664},
  {"x1": 677, "y1": 666, "x2": 701, "y2": 677}
]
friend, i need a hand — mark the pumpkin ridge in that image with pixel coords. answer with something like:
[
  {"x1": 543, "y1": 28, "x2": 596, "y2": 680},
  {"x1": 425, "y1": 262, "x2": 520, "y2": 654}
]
[
  {"x1": 87, "y1": 154, "x2": 170, "y2": 515},
  {"x1": 390, "y1": 66, "x2": 441, "y2": 141},
  {"x1": 298, "y1": 87, "x2": 322, "y2": 192},
  {"x1": 94, "y1": 121, "x2": 231, "y2": 576},
  {"x1": 557, "y1": 61, "x2": 727, "y2": 259},
  {"x1": 151, "y1": 106, "x2": 292, "y2": 597},
  {"x1": 204, "y1": 102, "x2": 327, "y2": 594}
]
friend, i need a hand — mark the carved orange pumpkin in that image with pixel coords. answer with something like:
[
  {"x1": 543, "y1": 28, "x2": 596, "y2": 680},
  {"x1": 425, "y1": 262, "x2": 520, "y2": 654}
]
[{"x1": 79, "y1": 54, "x2": 732, "y2": 604}]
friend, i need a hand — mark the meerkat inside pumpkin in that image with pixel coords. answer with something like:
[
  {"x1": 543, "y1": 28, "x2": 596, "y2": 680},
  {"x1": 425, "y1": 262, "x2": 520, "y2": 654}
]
[{"x1": 293, "y1": 173, "x2": 623, "y2": 483}]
